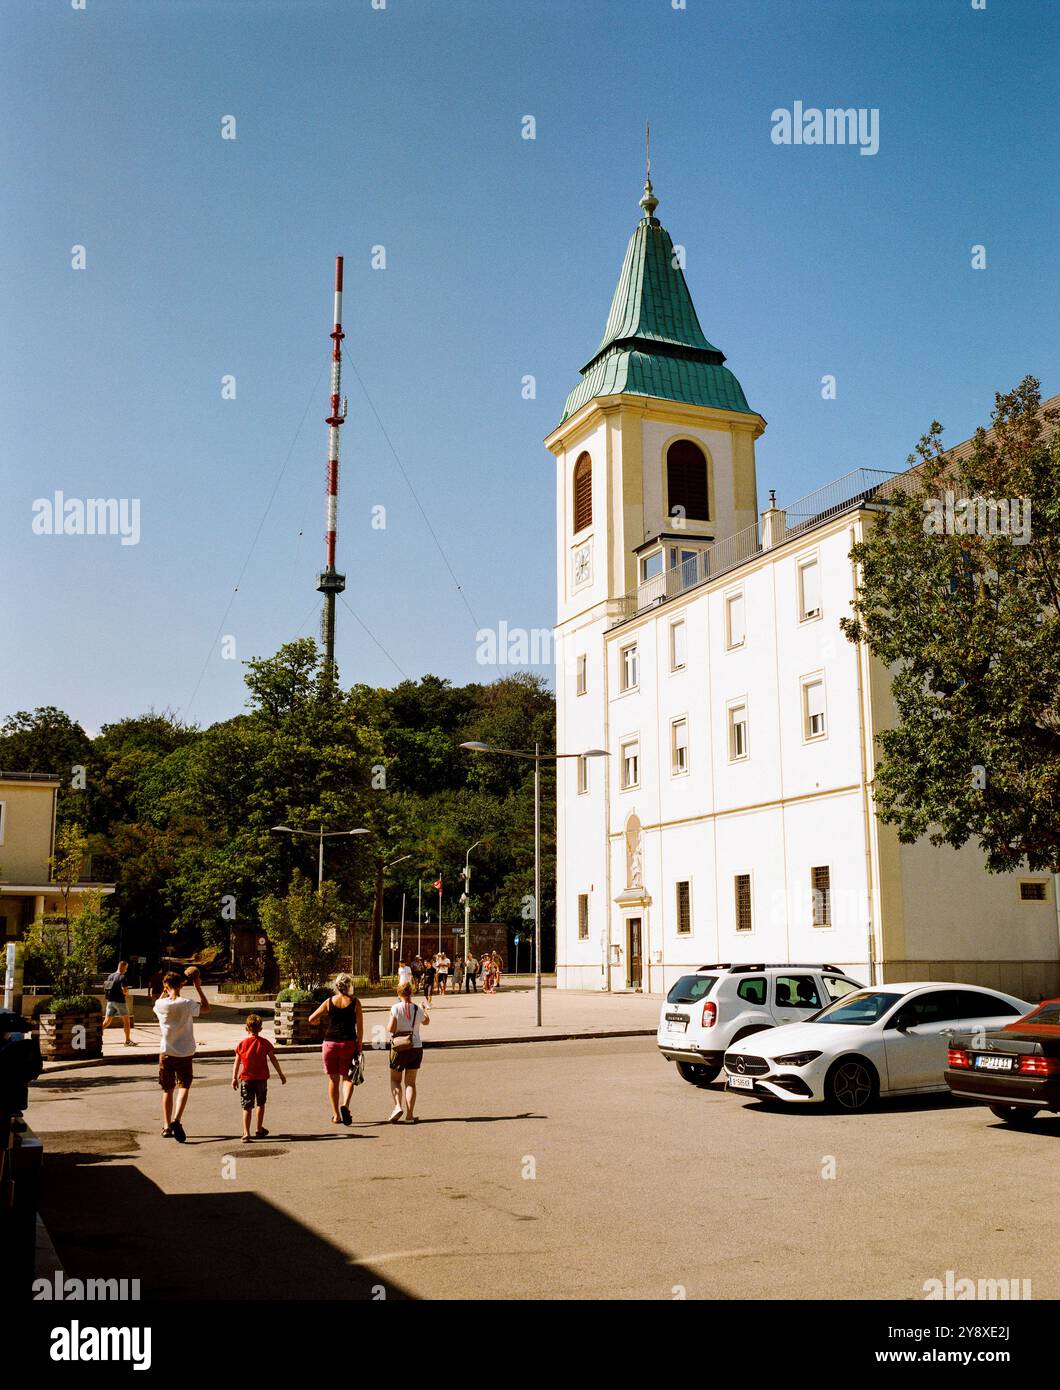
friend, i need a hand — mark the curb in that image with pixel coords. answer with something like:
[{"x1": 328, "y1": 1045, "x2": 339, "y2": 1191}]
[{"x1": 41, "y1": 1028, "x2": 657, "y2": 1074}]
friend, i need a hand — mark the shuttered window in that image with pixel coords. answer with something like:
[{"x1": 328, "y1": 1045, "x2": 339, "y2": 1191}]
[
  {"x1": 667, "y1": 440, "x2": 710, "y2": 522},
  {"x1": 573, "y1": 453, "x2": 592, "y2": 533},
  {"x1": 798, "y1": 557, "x2": 821, "y2": 619},
  {"x1": 676, "y1": 881, "x2": 691, "y2": 935},
  {"x1": 811, "y1": 866, "x2": 831, "y2": 926},
  {"x1": 804, "y1": 679, "x2": 826, "y2": 738},
  {"x1": 734, "y1": 875, "x2": 752, "y2": 932},
  {"x1": 577, "y1": 893, "x2": 589, "y2": 939}
]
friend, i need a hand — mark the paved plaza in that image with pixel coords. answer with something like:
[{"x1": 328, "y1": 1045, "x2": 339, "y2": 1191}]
[{"x1": 30, "y1": 1031, "x2": 1059, "y2": 1301}]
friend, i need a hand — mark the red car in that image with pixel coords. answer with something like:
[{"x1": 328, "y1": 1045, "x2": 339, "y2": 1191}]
[{"x1": 945, "y1": 998, "x2": 1060, "y2": 1126}]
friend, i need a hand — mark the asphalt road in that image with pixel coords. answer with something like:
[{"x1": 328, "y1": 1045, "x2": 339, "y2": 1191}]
[{"x1": 29, "y1": 1037, "x2": 1059, "y2": 1301}]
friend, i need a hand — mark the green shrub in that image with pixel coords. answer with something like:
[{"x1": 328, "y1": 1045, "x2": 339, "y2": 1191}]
[
  {"x1": 36, "y1": 994, "x2": 103, "y2": 1017},
  {"x1": 275, "y1": 986, "x2": 315, "y2": 1005}
]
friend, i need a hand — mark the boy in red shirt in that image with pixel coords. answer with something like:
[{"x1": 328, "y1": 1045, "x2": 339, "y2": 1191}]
[{"x1": 231, "y1": 1014, "x2": 286, "y2": 1141}]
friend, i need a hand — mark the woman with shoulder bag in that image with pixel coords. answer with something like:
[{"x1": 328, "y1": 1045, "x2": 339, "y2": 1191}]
[
  {"x1": 386, "y1": 981, "x2": 429, "y2": 1123},
  {"x1": 308, "y1": 973, "x2": 363, "y2": 1127}
]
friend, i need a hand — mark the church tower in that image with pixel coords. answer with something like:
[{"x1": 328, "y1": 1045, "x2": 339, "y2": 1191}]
[{"x1": 546, "y1": 172, "x2": 766, "y2": 989}]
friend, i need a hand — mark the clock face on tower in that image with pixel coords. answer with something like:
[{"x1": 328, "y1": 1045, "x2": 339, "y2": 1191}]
[{"x1": 572, "y1": 541, "x2": 592, "y2": 590}]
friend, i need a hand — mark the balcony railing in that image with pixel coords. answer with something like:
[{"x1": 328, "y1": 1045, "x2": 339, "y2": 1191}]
[{"x1": 609, "y1": 466, "x2": 900, "y2": 629}]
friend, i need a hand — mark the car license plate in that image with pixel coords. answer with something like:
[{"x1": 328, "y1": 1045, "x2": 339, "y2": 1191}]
[
  {"x1": 728, "y1": 1074, "x2": 754, "y2": 1090},
  {"x1": 665, "y1": 1013, "x2": 688, "y2": 1032},
  {"x1": 974, "y1": 1054, "x2": 1014, "y2": 1071}
]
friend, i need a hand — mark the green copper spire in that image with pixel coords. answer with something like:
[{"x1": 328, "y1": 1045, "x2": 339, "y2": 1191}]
[{"x1": 560, "y1": 171, "x2": 754, "y2": 423}]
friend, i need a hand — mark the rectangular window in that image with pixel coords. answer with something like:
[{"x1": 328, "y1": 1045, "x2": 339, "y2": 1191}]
[
  {"x1": 1020, "y1": 881, "x2": 1047, "y2": 902},
  {"x1": 676, "y1": 881, "x2": 691, "y2": 935},
  {"x1": 811, "y1": 866, "x2": 831, "y2": 926},
  {"x1": 576, "y1": 653, "x2": 587, "y2": 696},
  {"x1": 725, "y1": 591, "x2": 745, "y2": 648},
  {"x1": 640, "y1": 550, "x2": 664, "y2": 582},
  {"x1": 577, "y1": 893, "x2": 589, "y2": 940},
  {"x1": 798, "y1": 557, "x2": 821, "y2": 620},
  {"x1": 671, "y1": 717, "x2": 688, "y2": 775},
  {"x1": 0, "y1": 801, "x2": 5, "y2": 846},
  {"x1": 728, "y1": 702, "x2": 748, "y2": 761},
  {"x1": 621, "y1": 643, "x2": 639, "y2": 692},
  {"x1": 576, "y1": 755, "x2": 589, "y2": 795},
  {"x1": 621, "y1": 738, "x2": 640, "y2": 790},
  {"x1": 803, "y1": 678, "x2": 826, "y2": 739},
  {"x1": 669, "y1": 619, "x2": 686, "y2": 671},
  {"x1": 734, "y1": 874, "x2": 753, "y2": 933}
]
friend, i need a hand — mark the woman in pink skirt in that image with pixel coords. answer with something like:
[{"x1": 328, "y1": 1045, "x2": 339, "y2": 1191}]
[{"x1": 308, "y1": 973, "x2": 363, "y2": 1126}]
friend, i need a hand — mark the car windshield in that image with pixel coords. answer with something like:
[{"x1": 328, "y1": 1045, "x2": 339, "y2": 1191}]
[
  {"x1": 667, "y1": 975, "x2": 717, "y2": 1004},
  {"x1": 808, "y1": 991, "x2": 902, "y2": 1025}
]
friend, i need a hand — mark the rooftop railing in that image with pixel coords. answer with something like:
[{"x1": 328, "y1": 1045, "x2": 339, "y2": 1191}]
[{"x1": 609, "y1": 465, "x2": 900, "y2": 629}]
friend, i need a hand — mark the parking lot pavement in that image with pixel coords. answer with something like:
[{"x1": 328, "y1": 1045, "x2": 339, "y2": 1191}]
[{"x1": 28, "y1": 1036, "x2": 1059, "y2": 1301}]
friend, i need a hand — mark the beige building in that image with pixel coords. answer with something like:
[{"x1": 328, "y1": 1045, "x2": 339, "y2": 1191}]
[{"x1": 0, "y1": 772, "x2": 115, "y2": 939}]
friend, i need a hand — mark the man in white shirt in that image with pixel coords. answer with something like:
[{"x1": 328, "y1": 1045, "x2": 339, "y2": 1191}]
[{"x1": 153, "y1": 968, "x2": 210, "y2": 1142}]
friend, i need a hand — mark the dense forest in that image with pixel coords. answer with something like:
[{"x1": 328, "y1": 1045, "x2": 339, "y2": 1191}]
[{"x1": 0, "y1": 640, "x2": 556, "y2": 971}]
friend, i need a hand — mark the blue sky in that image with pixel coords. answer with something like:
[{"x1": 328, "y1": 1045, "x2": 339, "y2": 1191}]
[{"x1": 1, "y1": 0, "x2": 1054, "y2": 732}]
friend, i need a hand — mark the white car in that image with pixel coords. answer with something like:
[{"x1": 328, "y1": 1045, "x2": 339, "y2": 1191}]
[
  {"x1": 723, "y1": 981, "x2": 1032, "y2": 1111},
  {"x1": 658, "y1": 962, "x2": 864, "y2": 1086}
]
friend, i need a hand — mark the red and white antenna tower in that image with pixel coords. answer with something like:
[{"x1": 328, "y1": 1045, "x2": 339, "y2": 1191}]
[{"x1": 316, "y1": 255, "x2": 347, "y2": 681}]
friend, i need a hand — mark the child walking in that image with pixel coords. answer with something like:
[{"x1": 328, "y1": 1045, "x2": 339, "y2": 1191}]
[{"x1": 231, "y1": 1014, "x2": 286, "y2": 1142}]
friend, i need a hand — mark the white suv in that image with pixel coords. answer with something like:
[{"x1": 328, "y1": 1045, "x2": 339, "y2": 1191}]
[{"x1": 657, "y1": 963, "x2": 864, "y2": 1086}]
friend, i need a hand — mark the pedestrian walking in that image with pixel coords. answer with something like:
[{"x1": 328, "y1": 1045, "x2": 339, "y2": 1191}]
[
  {"x1": 464, "y1": 954, "x2": 479, "y2": 993},
  {"x1": 386, "y1": 981, "x2": 429, "y2": 1123},
  {"x1": 421, "y1": 954, "x2": 436, "y2": 1003},
  {"x1": 397, "y1": 959, "x2": 412, "y2": 989},
  {"x1": 491, "y1": 952, "x2": 503, "y2": 992},
  {"x1": 154, "y1": 968, "x2": 210, "y2": 1143},
  {"x1": 452, "y1": 955, "x2": 465, "y2": 991},
  {"x1": 102, "y1": 960, "x2": 135, "y2": 1045},
  {"x1": 410, "y1": 955, "x2": 424, "y2": 996},
  {"x1": 308, "y1": 973, "x2": 363, "y2": 1126},
  {"x1": 481, "y1": 954, "x2": 495, "y2": 995},
  {"x1": 437, "y1": 952, "x2": 450, "y2": 995},
  {"x1": 231, "y1": 1014, "x2": 286, "y2": 1142}
]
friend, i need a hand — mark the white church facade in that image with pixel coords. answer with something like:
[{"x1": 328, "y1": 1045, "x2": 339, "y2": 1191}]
[{"x1": 548, "y1": 176, "x2": 1059, "y2": 999}]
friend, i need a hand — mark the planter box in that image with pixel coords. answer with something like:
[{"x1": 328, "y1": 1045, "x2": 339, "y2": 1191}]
[
  {"x1": 274, "y1": 1000, "x2": 323, "y2": 1046},
  {"x1": 38, "y1": 1011, "x2": 103, "y2": 1060}
]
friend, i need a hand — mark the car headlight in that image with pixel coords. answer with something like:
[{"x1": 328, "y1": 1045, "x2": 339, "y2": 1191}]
[{"x1": 773, "y1": 1051, "x2": 822, "y2": 1067}]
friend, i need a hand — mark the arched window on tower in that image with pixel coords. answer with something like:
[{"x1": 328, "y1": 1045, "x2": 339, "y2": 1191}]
[
  {"x1": 573, "y1": 452, "x2": 592, "y2": 533},
  {"x1": 666, "y1": 440, "x2": 710, "y2": 523}
]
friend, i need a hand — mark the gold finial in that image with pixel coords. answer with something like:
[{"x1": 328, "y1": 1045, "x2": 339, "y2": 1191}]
[{"x1": 639, "y1": 120, "x2": 658, "y2": 218}]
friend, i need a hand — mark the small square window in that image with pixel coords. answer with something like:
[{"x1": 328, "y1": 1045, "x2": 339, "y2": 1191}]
[
  {"x1": 621, "y1": 644, "x2": 639, "y2": 692},
  {"x1": 670, "y1": 619, "x2": 686, "y2": 671},
  {"x1": 671, "y1": 718, "x2": 688, "y2": 775},
  {"x1": 576, "y1": 653, "x2": 587, "y2": 696},
  {"x1": 726, "y1": 591, "x2": 745, "y2": 649},
  {"x1": 676, "y1": 881, "x2": 691, "y2": 935},
  {"x1": 1020, "y1": 881, "x2": 1047, "y2": 902},
  {"x1": 621, "y1": 739, "x2": 640, "y2": 790},
  {"x1": 577, "y1": 893, "x2": 589, "y2": 939},
  {"x1": 728, "y1": 703, "x2": 748, "y2": 761}
]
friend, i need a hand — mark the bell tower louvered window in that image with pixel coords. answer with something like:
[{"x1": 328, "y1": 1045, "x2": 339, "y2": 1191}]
[
  {"x1": 666, "y1": 440, "x2": 709, "y2": 522},
  {"x1": 573, "y1": 453, "x2": 592, "y2": 533}
]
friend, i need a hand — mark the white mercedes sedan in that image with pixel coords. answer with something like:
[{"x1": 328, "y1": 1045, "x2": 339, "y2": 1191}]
[{"x1": 723, "y1": 981, "x2": 1031, "y2": 1111}]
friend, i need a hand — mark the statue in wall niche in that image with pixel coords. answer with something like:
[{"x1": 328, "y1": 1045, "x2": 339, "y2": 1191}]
[{"x1": 625, "y1": 813, "x2": 643, "y2": 890}]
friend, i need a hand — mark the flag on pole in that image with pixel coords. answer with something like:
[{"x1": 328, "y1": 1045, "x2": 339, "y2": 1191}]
[{"x1": 432, "y1": 877, "x2": 442, "y2": 891}]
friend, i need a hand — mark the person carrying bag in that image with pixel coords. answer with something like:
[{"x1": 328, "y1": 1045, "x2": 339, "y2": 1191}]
[{"x1": 386, "y1": 981, "x2": 429, "y2": 1124}]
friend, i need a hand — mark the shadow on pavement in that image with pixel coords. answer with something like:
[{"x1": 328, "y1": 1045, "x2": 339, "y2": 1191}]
[
  {"x1": 37, "y1": 1146, "x2": 414, "y2": 1300},
  {"x1": 360, "y1": 1112, "x2": 546, "y2": 1127}
]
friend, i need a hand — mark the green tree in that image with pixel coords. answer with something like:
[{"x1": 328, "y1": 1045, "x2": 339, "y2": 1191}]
[
  {"x1": 841, "y1": 378, "x2": 1060, "y2": 873},
  {"x1": 259, "y1": 871, "x2": 343, "y2": 990},
  {"x1": 24, "y1": 889, "x2": 113, "y2": 1008}
]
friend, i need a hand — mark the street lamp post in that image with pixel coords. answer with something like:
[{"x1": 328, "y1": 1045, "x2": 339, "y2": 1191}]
[
  {"x1": 460, "y1": 742, "x2": 608, "y2": 1027},
  {"x1": 376, "y1": 854, "x2": 411, "y2": 979},
  {"x1": 271, "y1": 824, "x2": 370, "y2": 888},
  {"x1": 460, "y1": 839, "x2": 483, "y2": 967}
]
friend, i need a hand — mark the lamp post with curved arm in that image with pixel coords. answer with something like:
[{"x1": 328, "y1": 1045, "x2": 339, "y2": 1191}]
[{"x1": 459, "y1": 743, "x2": 609, "y2": 1026}]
